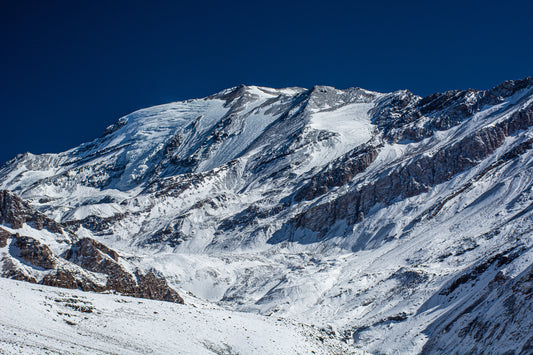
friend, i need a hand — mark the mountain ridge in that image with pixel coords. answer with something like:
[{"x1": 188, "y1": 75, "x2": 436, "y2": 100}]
[{"x1": 1, "y1": 77, "x2": 533, "y2": 353}]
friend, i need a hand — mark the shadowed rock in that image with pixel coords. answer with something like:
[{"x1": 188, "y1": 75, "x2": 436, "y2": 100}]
[
  {"x1": 0, "y1": 191, "x2": 183, "y2": 304},
  {"x1": 66, "y1": 238, "x2": 184, "y2": 303},
  {"x1": 283, "y1": 102, "x2": 533, "y2": 240},
  {"x1": 0, "y1": 190, "x2": 64, "y2": 234},
  {"x1": 12, "y1": 234, "x2": 57, "y2": 270}
]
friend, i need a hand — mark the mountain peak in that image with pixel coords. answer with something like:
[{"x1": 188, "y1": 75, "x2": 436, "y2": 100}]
[{"x1": 2, "y1": 78, "x2": 533, "y2": 353}]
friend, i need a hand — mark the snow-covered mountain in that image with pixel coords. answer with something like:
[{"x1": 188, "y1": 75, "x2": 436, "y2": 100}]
[{"x1": 1, "y1": 78, "x2": 533, "y2": 354}]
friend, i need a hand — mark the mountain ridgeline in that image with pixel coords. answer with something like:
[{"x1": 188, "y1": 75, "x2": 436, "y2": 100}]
[{"x1": 1, "y1": 78, "x2": 533, "y2": 353}]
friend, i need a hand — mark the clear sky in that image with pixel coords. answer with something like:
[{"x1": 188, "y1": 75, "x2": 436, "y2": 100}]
[{"x1": 1, "y1": 0, "x2": 532, "y2": 165}]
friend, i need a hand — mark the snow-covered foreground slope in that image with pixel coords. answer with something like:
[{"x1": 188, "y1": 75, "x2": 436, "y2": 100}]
[
  {"x1": 2, "y1": 78, "x2": 533, "y2": 353},
  {"x1": 0, "y1": 278, "x2": 355, "y2": 354}
]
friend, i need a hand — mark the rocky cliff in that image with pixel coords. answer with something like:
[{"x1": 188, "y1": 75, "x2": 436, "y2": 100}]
[{"x1": 0, "y1": 190, "x2": 183, "y2": 303}]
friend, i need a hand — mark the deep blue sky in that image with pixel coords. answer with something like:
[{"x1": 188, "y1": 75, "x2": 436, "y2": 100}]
[{"x1": 1, "y1": 0, "x2": 532, "y2": 165}]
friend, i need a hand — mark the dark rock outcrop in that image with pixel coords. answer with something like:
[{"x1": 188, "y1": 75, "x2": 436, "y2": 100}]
[
  {"x1": 294, "y1": 144, "x2": 381, "y2": 202},
  {"x1": 0, "y1": 227, "x2": 9, "y2": 248},
  {"x1": 63, "y1": 213, "x2": 131, "y2": 236},
  {"x1": 373, "y1": 77, "x2": 533, "y2": 144},
  {"x1": 1, "y1": 232, "x2": 184, "y2": 303},
  {"x1": 1, "y1": 256, "x2": 37, "y2": 283},
  {"x1": 142, "y1": 219, "x2": 190, "y2": 248},
  {"x1": 0, "y1": 190, "x2": 64, "y2": 234},
  {"x1": 135, "y1": 270, "x2": 184, "y2": 303},
  {"x1": 65, "y1": 238, "x2": 184, "y2": 303},
  {"x1": 41, "y1": 268, "x2": 105, "y2": 292},
  {"x1": 12, "y1": 234, "x2": 57, "y2": 269},
  {"x1": 288, "y1": 102, "x2": 533, "y2": 238},
  {"x1": 0, "y1": 190, "x2": 183, "y2": 304},
  {"x1": 421, "y1": 252, "x2": 533, "y2": 354}
]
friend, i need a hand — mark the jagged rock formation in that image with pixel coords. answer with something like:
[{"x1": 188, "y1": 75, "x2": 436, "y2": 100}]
[
  {"x1": 12, "y1": 234, "x2": 58, "y2": 269},
  {"x1": 0, "y1": 190, "x2": 64, "y2": 233},
  {"x1": 0, "y1": 190, "x2": 183, "y2": 304},
  {"x1": 1, "y1": 78, "x2": 533, "y2": 353},
  {"x1": 421, "y1": 250, "x2": 533, "y2": 354}
]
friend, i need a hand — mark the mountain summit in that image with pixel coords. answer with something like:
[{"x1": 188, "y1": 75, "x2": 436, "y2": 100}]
[{"x1": 1, "y1": 78, "x2": 533, "y2": 353}]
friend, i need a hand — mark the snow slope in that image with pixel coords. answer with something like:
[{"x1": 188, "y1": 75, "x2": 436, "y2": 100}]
[{"x1": 0, "y1": 278, "x2": 355, "y2": 354}]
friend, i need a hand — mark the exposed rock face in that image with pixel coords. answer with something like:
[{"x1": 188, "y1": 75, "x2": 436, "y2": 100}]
[
  {"x1": 0, "y1": 190, "x2": 30, "y2": 229},
  {"x1": 66, "y1": 238, "x2": 183, "y2": 303},
  {"x1": 0, "y1": 190, "x2": 64, "y2": 234},
  {"x1": 66, "y1": 237, "x2": 120, "y2": 265},
  {"x1": 372, "y1": 77, "x2": 533, "y2": 144},
  {"x1": 0, "y1": 190, "x2": 183, "y2": 304},
  {"x1": 142, "y1": 219, "x2": 190, "y2": 247},
  {"x1": 134, "y1": 270, "x2": 184, "y2": 303},
  {"x1": 40, "y1": 268, "x2": 104, "y2": 292},
  {"x1": 289, "y1": 102, "x2": 533, "y2": 238},
  {"x1": 294, "y1": 144, "x2": 382, "y2": 202},
  {"x1": 63, "y1": 214, "x2": 125, "y2": 236},
  {"x1": 421, "y1": 250, "x2": 533, "y2": 354},
  {"x1": 1, "y1": 257, "x2": 37, "y2": 283},
  {"x1": 12, "y1": 234, "x2": 57, "y2": 269},
  {"x1": 0, "y1": 227, "x2": 9, "y2": 248}
]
